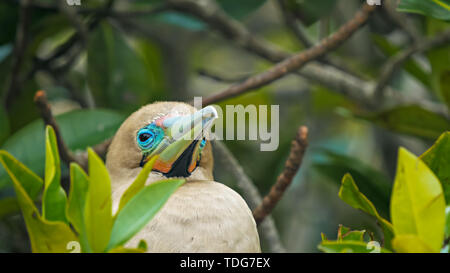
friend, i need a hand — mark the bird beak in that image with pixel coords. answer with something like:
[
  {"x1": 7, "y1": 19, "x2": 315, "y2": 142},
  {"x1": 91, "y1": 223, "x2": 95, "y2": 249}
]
[{"x1": 142, "y1": 106, "x2": 218, "y2": 177}]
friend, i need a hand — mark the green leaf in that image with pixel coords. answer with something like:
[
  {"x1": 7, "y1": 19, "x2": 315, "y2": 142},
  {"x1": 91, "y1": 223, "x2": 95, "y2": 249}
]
[
  {"x1": 107, "y1": 246, "x2": 146, "y2": 253},
  {"x1": 426, "y1": 20, "x2": 450, "y2": 105},
  {"x1": 67, "y1": 163, "x2": 91, "y2": 253},
  {"x1": 107, "y1": 178, "x2": 184, "y2": 251},
  {"x1": 0, "y1": 109, "x2": 125, "y2": 192},
  {"x1": 118, "y1": 156, "x2": 158, "y2": 212},
  {"x1": 313, "y1": 149, "x2": 392, "y2": 217},
  {"x1": 84, "y1": 148, "x2": 113, "y2": 253},
  {"x1": 0, "y1": 151, "x2": 43, "y2": 200},
  {"x1": 42, "y1": 126, "x2": 67, "y2": 223},
  {"x1": 391, "y1": 148, "x2": 446, "y2": 252},
  {"x1": 138, "y1": 239, "x2": 147, "y2": 251},
  {"x1": 339, "y1": 174, "x2": 395, "y2": 249},
  {"x1": 155, "y1": 12, "x2": 206, "y2": 30},
  {"x1": 337, "y1": 225, "x2": 366, "y2": 242},
  {"x1": 392, "y1": 235, "x2": 435, "y2": 253},
  {"x1": 341, "y1": 230, "x2": 366, "y2": 242},
  {"x1": 318, "y1": 240, "x2": 392, "y2": 253},
  {"x1": 144, "y1": 0, "x2": 266, "y2": 30},
  {"x1": 398, "y1": 0, "x2": 450, "y2": 21},
  {"x1": 218, "y1": 0, "x2": 267, "y2": 20},
  {"x1": 445, "y1": 206, "x2": 450, "y2": 238},
  {"x1": 420, "y1": 132, "x2": 450, "y2": 203},
  {"x1": 87, "y1": 22, "x2": 157, "y2": 111},
  {"x1": 106, "y1": 240, "x2": 147, "y2": 253},
  {"x1": 372, "y1": 34, "x2": 431, "y2": 88},
  {"x1": 0, "y1": 151, "x2": 77, "y2": 253},
  {"x1": 360, "y1": 105, "x2": 450, "y2": 140}
]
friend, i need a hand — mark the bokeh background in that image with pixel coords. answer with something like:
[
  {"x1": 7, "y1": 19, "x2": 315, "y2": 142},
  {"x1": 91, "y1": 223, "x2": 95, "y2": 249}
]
[{"x1": 0, "y1": 0, "x2": 449, "y2": 252}]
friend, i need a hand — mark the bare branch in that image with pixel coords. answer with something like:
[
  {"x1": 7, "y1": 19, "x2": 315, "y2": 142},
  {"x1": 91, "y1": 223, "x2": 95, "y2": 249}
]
[
  {"x1": 384, "y1": 0, "x2": 421, "y2": 42},
  {"x1": 7, "y1": 0, "x2": 169, "y2": 18},
  {"x1": 197, "y1": 68, "x2": 252, "y2": 83},
  {"x1": 34, "y1": 90, "x2": 113, "y2": 169},
  {"x1": 166, "y1": 0, "x2": 447, "y2": 115},
  {"x1": 56, "y1": 0, "x2": 88, "y2": 47},
  {"x1": 197, "y1": 3, "x2": 376, "y2": 105},
  {"x1": 212, "y1": 141, "x2": 286, "y2": 253},
  {"x1": 276, "y1": 0, "x2": 314, "y2": 48},
  {"x1": 4, "y1": 0, "x2": 33, "y2": 109},
  {"x1": 33, "y1": 90, "x2": 86, "y2": 169},
  {"x1": 276, "y1": 0, "x2": 361, "y2": 78},
  {"x1": 253, "y1": 126, "x2": 308, "y2": 225},
  {"x1": 374, "y1": 30, "x2": 450, "y2": 98}
]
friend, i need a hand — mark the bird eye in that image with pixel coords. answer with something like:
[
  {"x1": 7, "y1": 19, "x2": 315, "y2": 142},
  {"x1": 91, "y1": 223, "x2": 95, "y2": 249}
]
[
  {"x1": 137, "y1": 129, "x2": 155, "y2": 149},
  {"x1": 137, "y1": 124, "x2": 165, "y2": 151},
  {"x1": 139, "y1": 133, "x2": 151, "y2": 142}
]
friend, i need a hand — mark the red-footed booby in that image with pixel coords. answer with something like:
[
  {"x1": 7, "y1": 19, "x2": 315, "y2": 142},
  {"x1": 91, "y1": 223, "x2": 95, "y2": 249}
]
[{"x1": 106, "y1": 102, "x2": 260, "y2": 252}]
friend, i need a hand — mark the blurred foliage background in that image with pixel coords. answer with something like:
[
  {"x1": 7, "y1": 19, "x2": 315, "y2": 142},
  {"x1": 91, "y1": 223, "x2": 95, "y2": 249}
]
[{"x1": 0, "y1": 0, "x2": 449, "y2": 252}]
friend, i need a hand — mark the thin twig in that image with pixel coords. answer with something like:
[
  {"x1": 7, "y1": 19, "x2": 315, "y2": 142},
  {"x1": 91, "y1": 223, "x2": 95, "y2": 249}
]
[
  {"x1": 384, "y1": 0, "x2": 421, "y2": 43},
  {"x1": 197, "y1": 69, "x2": 252, "y2": 83},
  {"x1": 276, "y1": 0, "x2": 365, "y2": 80},
  {"x1": 212, "y1": 140, "x2": 286, "y2": 253},
  {"x1": 57, "y1": 0, "x2": 88, "y2": 47},
  {"x1": 34, "y1": 90, "x2": 111, "y2": 168},
  {"x1": 277, "y1": 0, "x2": 313, "y2": 48},
  {"x1": 6, "y1": 0, "x2": 170, "y2": 18},
  {"x1": 164, "y1": 0, "x2": 446, "y2": 115},
  {"x1": 8, "y1": 16, "x2": 93, "y2": 108},
  {"x1": 15, "y1": 1, "x2": 121, "y2": 109},
  {"x1": 4, "y1": 0, "x2": 32, "y2": 109},
  {"x1": 253, "y1": 126, "x2": 308, "y2": 225},
  {"x1": 374, "y1": 30, "x2": 450, "y2": 98},
  {"x1": 197, "y1": 3, "x2": 376, "y2": 105},
  {"x1": 33, "y1": 91, "x2": 85, "y2": 168}
]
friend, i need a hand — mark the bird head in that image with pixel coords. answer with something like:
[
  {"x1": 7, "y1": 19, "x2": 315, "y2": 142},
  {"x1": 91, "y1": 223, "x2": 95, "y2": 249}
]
[{"x1": 106, "y1": 102, "x2": 217, "y2": 184}]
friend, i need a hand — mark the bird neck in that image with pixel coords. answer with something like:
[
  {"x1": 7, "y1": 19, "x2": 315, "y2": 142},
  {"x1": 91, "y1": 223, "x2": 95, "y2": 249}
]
[{"x1": 112, "y1": 165, "x2": 213, "y2": 189}]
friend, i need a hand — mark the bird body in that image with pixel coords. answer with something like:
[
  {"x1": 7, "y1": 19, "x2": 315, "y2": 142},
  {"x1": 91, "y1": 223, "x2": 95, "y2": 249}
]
[{"x1": 106, "y1": 102, "x2": 260, "y2": 253}]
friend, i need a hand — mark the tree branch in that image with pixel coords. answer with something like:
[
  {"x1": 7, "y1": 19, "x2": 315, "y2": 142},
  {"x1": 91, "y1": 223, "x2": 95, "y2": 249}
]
[
  {"x1": 196, "y1": 3, "x2": 376, "y2": 105},
  {"x1": 165, "y1": 0, "x2": 376, "y2": 104},
  {"x1": 163, "y1": 0, "x2": 446, "y2": 115},
  {"x1": 7, "y1": 0, "x2": 170, "y2": 18},
  {"x1": 56, "y1": 0, "x2": 88, "y2": 47},
  {"x1": 34, "y1": 90, "x2": 112, "y2": 169},
  {"x1": 212, "y1": 140, "x2": 286, "y2": 253},
  {"x1": 10, "y1": 0, "x2": 122, "y2": 109},
  {"x1": 3, "y1": 0, "x2": 33, "y2": 109},
  {"x1": 197, "y1": 68, "x2": 252, "y2": 83},
  {"x1": 253, "y1": 126, "x2": 308, "y2": 225},
  {"x1": 33, "y1": 90, "x2": 86, "y2": 168},
  {"x1": 276, "y1": 0, "x2": 362, "y2": 79},
  {"x1": 276, "y1": 0, "x2": 313, "y2": 48},
  {"x1": 374, "y1": 30, "x2": 450, "y2": 98},
  {"x1": 384, "y1": 0, "x2": 421, "y2": 43}
]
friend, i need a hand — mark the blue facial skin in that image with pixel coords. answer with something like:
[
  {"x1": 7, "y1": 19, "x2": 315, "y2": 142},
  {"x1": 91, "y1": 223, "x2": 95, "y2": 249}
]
[
  {"x1": 137, "y1": 123, "x2": 207, "y2": 170},
  {"x1": 200, "y1": 138, "x2": 206, "y2": 149},
  {"x1": 136, "y1": 123, "x2": 165, "y2": 153}
]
